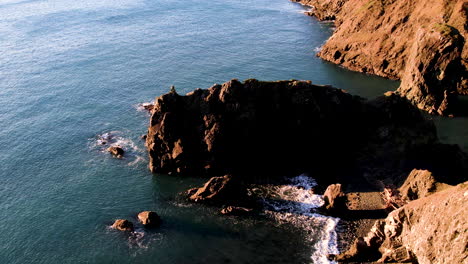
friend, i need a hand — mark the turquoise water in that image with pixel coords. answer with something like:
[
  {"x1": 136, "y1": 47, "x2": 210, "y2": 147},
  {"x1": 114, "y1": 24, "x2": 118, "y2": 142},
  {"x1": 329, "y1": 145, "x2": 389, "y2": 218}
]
[{"x1": 0, "y1": 0, "x2": 455, "y2": 263}]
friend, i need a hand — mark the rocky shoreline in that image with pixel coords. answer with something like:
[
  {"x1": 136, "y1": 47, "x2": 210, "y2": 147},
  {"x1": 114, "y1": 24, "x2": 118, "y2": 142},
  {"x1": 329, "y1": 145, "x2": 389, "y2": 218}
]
[
  {"x1": 294, "y1": 0, "x2": 468, "y2": 116},
  {"x1": 144, "y1": 79, "x2": 467, "y2": 263}
]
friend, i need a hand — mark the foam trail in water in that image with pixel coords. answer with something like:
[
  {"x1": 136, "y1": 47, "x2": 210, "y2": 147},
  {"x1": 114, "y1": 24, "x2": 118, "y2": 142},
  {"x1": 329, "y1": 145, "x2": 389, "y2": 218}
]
[{"x1": 257, "y1": 174, "x2": 339, "y2": 264}]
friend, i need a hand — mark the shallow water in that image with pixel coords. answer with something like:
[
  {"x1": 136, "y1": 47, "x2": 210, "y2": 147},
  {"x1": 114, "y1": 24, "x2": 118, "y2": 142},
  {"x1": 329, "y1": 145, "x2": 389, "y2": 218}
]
[{"x1": 0, "y1": 0, "x2": 464, "y2": 263}]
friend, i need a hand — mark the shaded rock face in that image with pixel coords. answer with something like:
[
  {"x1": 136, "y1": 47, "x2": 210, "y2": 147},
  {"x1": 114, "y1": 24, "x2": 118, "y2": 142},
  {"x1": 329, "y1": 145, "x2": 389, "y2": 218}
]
[
  {"x1": 111, "y1": 219, "x2": 134, "y2": 232},
  {"x1": 296, "y1": 0, "x2": 468, "y2": 115},
  {"x1": 338, "y1": 183, "x2": 468, "y2": 264},
  {"x1": 321, "y1": 183, "x2": 346, "y2": 212},
  {"x1": 146, "y1": 79, "x2": 442, "y2": 180},
  {"x1": 399, "y1": 169, "x2": 447, "y2": 201},
  {"x1": 137, "y1": 211, "x2": 160, "y2": 227},
  {"x1": 398, "y1": 26, "x2": 465, "y2": 115},
  {"x1": 187, "y1": 175, "x2": 246, "y2": 204}
]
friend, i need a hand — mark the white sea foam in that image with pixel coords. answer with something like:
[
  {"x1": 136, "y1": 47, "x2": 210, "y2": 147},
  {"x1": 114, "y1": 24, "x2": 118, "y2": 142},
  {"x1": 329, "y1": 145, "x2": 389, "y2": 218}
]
[
  {"x1": 255, "y1": 174, "x2": 339, "y2": 264},
  {"x1": 90, "y1": 131, "x2": 145, "y2": 165}
]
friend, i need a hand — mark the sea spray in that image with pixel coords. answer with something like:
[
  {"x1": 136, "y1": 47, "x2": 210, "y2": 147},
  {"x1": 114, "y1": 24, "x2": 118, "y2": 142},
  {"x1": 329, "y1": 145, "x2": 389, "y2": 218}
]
[{"x1": 252, "y1": 174, "x2": 339, "y2": 264}]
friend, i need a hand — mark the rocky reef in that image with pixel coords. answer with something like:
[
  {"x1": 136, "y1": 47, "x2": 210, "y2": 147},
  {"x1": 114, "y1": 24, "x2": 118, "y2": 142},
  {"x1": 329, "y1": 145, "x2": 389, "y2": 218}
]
[{"x1": 295, "y1": 0, "x2": 468, "y2": 115}]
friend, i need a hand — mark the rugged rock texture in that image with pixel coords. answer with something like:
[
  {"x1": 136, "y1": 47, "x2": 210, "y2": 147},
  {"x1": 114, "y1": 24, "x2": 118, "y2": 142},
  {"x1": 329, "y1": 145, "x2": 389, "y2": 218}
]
[
  {"x1": 146, "y1": 79, "x2": 457, "y2": 182},
  {"x1": 296, "y1": 0, "x2": 468, "y2": 115},
  {"x1": 111, "y1": 219, "x2": 134, "y2": 232},
  {"x1": 337, "y1": 182, "x2": 468, "y2": 263},
  {"x1": 137, "y1": 211, "x2": 161, "y2": 227},
  {"x1": 399, "y1": 169, "x2": 449, "y2": 201},
  {"x1": 321, "y1": 183, "x2": 347, "y2": 212},
  {"x1": 186, "y1": 175, "x2": 247, "y2": 204}
]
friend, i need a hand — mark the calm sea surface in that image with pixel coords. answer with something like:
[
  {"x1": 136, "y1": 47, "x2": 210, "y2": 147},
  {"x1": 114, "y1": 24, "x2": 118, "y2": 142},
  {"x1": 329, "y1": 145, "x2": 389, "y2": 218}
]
[{"x1": 0, "y1": 0, "x2": 465, "y2": 263}]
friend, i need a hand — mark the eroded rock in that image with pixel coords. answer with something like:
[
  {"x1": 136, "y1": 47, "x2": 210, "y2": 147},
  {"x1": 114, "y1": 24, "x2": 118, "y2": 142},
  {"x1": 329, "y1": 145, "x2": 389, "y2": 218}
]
[
  {"x1": 137, "y1": 211, "x2": 161, "y2": 227},
  {"x1": 108, "y1": 146, "x2": 124, "y2": 158},
  {"x1": 321, "y1": 183, "x2": 347, "y2": 212},
  {"x1": 187, "y1": 175, "x2": 246, "y2": 204},
  {"x1": 111, "y1": 219, "x2": 134, "y2": 232}
]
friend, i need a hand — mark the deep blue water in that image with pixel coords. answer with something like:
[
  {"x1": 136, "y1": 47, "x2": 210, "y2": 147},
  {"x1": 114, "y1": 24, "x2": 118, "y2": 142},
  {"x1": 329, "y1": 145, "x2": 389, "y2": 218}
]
[{"x1": 1, "y1": 0, "x2": 464, "y2": 263}]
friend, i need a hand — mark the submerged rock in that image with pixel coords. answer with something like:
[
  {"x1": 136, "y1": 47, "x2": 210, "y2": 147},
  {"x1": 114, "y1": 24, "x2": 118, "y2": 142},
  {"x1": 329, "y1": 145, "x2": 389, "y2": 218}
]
[
  {"x1": 111, "y1": 219, "x2": 134, "y2": 232},
  {"x1": 137, "y1": 211, "x2": 160, "y2": 227},
  {"x1": 220, "y1": 206, "x2": 253, "y2": 216},
  {"x1": 107, "y1": 146, "x2": 124, "y2": 158}
]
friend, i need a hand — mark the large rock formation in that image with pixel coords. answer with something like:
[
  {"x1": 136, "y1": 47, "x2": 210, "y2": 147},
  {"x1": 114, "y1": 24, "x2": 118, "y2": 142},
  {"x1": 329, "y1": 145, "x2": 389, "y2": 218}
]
[
  {"x1": 336, "y1": 182, "x2": 468, "y2": 263},
  {"x1": 295, "y1": 0, "x2": 468, "y2": 115},
  {"x1": 146, "y1": 79, "x2": 450, "y2": 181},
  {"x1": 398, "y1": 169, "x2": 449, "y2": 201}
]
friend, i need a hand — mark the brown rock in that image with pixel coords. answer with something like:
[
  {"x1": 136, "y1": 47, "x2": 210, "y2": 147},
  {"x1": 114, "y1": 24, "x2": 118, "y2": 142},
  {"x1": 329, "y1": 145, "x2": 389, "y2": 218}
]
[
  {"x1": 321, "y1": 184, "x2": 347, "y2": 212},
  {"x1": 108, "y1": 146, "x2": 124, "y2": 157},
  {"x1": 295, "y1": 0, "x2": 468, "y2": 115},
  {"x1": 220, "y1": 206, "x2": 253, "y2": 216},
  {"x1": 399, "y1": 169, "x2": 449, "y2": 201},
  {"x1": 340, "y1": 182, "x2": 468, "y2": 263},
  {"x1": 188, "y1": 175, "x2": 245, "y2": 204},
  {"x1": 111, "y1": 219, "x2": 134, "y2": 232},
  {"x1": 146, "y1": 79, "x2": 443, "y2": 181},
  {"x1": 137, "y1": 211, "x2": 160, "y2": 227}
]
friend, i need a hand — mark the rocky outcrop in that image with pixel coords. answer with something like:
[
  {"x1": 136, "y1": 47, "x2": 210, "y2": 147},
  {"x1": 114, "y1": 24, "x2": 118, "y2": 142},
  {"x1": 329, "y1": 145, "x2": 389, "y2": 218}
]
[
  {"x1": 111, "y1": 219, "x2": 134, "y2": 232},
  {"x1": 296, "y1": 0, "x2": 468, "y2": 115},
  {"x1": 398, "y1": 26, "x2": 465, "y2": 115},
  {"x1": 108, "y1": 146, "x2": 124, "y2": 158},
  {"x1": 336, "y1": 182, "x2": 468, "y2": 263},
  {"x1": 399, "y1": 169, "x2": 449, "y2": 201},
  {"x1": 321, "y1": 183, "x2": 347, "y2": 212},
  {"x1": 146, "y1": 79, "x2": 451, "y2": 181},
  {"x1": 187, "y1": 175, "x2": 247, "y2": 204},
  {"x1": 137, "y1": 211, "x2": 161, "y2": 227}
]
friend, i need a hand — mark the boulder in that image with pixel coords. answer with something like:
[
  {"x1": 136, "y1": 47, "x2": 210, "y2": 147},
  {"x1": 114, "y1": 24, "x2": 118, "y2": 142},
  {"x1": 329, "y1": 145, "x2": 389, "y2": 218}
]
[
  {"x1": 188, "y1": 175, "x2": 245, "y2": 204},
  {"x1": 220, "y1": 206, "x2": 253, "y2": 216},
  {"x1": 137, "y1": 211, "x2": 161, "y2": 227},
  {"x1": 108, "y1": 146, "x2": 124, "y2": 157},
  {"x1": 399, "y1": 169, "x2": 449, "y2": 201},
  {"x1": 111, "y1": 219, "x2": 134, "y2": 232},
  {"x1": 321, "y1": 183, "x2": 347, "y2": 212}
]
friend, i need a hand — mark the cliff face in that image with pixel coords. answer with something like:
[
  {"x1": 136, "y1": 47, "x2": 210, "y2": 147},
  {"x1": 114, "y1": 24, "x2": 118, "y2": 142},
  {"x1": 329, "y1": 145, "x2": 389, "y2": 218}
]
[
  {"x1": 144, "y1": 79, "x2": 468, "y2": 182},
  {"x1": 362, "y1": 183, "x2": 467, "y2": 263},
  {"x1": 296, "y1": 0, "x2": 468, "y2": 115}
]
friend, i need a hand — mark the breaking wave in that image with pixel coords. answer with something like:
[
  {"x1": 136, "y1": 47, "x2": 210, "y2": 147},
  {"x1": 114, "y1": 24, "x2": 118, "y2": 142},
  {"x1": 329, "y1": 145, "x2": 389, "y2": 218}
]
[{"x1": 252, "y1": 174, "x2": 339, "y2": 264}]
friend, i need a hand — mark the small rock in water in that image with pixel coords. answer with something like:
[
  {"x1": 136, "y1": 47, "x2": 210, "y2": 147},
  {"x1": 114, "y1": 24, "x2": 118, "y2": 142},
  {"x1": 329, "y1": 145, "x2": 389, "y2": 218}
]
[
  {"x1": 108, "y1": 146, "x2": 124, "y2": 158},
  {"x1": 112, "y1": 219, "x2": 134, "y2": 232},
  {"x1": 137, "y1": 211, "x2": 161, "y2": 228},
  {"x1": 220, "y1": 206, "x2": 253, "y2": 216}
]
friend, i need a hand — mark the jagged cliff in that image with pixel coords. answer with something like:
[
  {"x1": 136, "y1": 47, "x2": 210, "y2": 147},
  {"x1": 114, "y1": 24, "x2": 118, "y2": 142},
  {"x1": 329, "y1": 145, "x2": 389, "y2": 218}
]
[
  {"x1": 145, "y1": 79, "x2": 466, "y2": 183},
  {"x1": 295, "y1": 0, "x2": 468, "y2": 115}
]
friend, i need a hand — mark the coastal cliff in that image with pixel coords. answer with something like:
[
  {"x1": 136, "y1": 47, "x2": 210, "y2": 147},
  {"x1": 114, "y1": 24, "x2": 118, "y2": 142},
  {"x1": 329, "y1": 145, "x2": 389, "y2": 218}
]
[
  {"x1": 146, "y1": 79, "x2": 466, "y2": 183},
  {"x1": 295, "y1": 0, "x2": 468, "y2": 115}
]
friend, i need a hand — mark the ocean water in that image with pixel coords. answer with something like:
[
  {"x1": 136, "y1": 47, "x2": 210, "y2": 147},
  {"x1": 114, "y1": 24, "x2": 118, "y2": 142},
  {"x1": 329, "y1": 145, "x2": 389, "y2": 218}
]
[{"x1": 0, "y1": 0, "x2": 464, "y2": 263}]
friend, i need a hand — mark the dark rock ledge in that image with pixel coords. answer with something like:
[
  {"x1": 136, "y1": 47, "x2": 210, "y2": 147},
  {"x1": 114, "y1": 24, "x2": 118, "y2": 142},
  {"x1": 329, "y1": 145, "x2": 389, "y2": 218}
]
[{"x1": 145, "y1": 79, "x2": 468, "y2": 262}]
